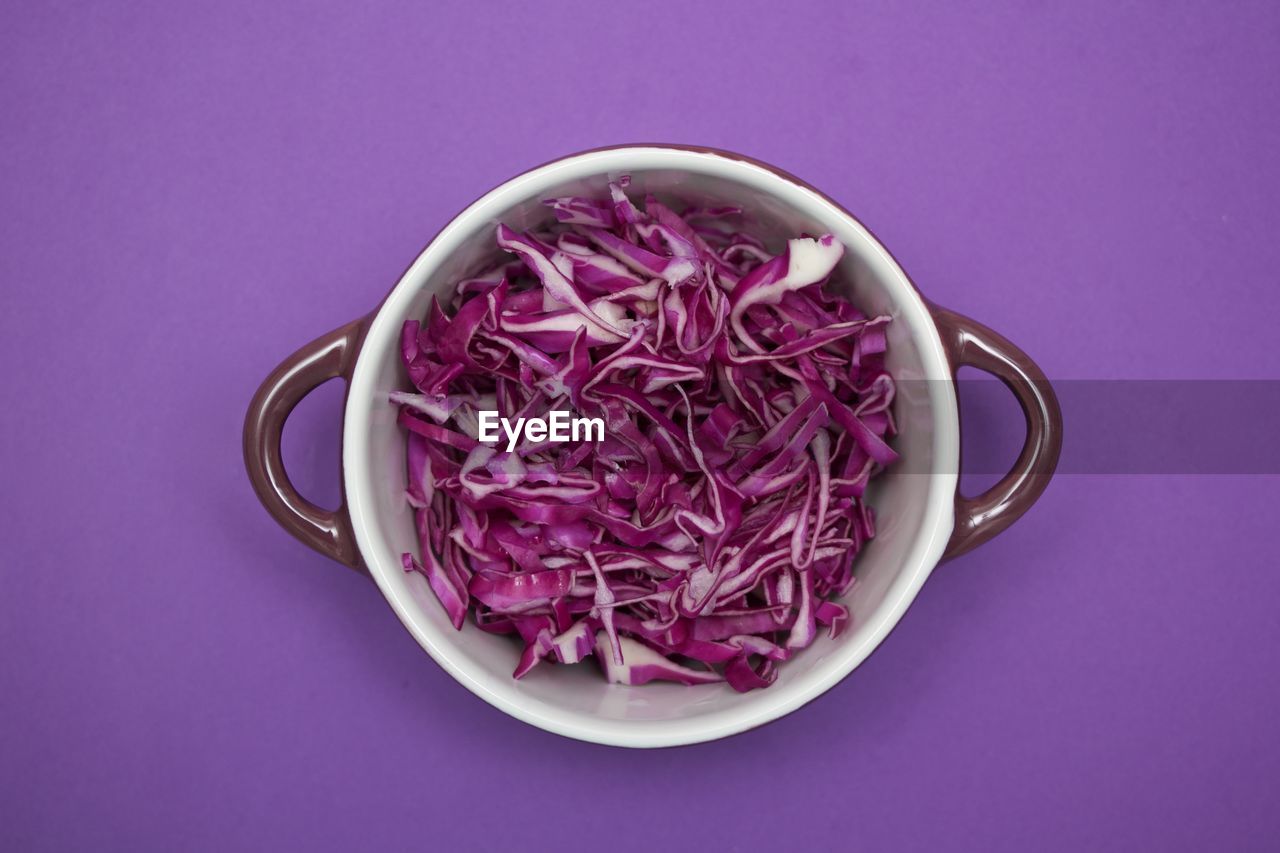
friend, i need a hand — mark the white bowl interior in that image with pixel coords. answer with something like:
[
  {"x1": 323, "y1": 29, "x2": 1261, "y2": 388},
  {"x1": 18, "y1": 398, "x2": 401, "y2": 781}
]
[{"x1": 344, "y1": 148, "x2": 958, "y2": 746}]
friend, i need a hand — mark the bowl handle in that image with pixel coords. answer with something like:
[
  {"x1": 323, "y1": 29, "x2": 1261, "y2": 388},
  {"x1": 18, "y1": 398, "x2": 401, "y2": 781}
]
[
  {"x1": 243, "y1": 318, "x2": 368, "y2": 572},
  {"x1": 930, "y1": 305, "x2": 1063, "y2": 560}
]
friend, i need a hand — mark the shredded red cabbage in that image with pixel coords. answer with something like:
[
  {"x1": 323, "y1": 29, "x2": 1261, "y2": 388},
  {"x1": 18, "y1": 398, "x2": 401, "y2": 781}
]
[{"x1": 394, "y1": 178, "x2": 897, "y2": 691}]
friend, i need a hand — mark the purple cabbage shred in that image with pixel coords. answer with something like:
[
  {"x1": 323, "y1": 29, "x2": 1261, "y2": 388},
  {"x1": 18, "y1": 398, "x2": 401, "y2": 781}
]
[{"x1": 393, "y1": 179, "x2": 896, "y2": 691}]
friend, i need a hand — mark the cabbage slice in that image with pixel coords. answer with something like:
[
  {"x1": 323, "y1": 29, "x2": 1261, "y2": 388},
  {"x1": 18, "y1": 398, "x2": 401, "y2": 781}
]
[{"x1": 392, "y1": 180, "x2": 896, "y2": 691}]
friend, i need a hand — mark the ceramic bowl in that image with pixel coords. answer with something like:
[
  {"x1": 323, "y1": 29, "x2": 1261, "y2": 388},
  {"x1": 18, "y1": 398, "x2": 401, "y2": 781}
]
[{"x1": 244, "y1": 145, "x2": 1062, "y2": 747}]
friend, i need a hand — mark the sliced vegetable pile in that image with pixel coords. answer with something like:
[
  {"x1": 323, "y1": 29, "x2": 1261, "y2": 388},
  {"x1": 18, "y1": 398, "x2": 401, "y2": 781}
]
[{"x1": 393, "y1": 178, "x2": 897, "y2": 691}]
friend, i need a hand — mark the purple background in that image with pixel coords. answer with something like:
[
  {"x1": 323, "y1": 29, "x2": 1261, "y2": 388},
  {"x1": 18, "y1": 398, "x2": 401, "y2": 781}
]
[{"x1": 4, "y1": 2, "x2": 1278, "y2": 850}]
